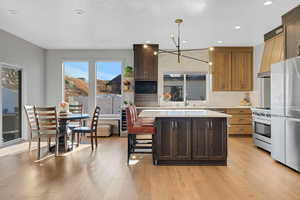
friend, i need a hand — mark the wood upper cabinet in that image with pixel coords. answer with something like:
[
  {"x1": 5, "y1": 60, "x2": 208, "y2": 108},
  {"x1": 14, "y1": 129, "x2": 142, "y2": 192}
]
[
  {"x1": 211, "y1": 48, "x2": 232, "y2": 91},
  {"x1": 282, "y1": 5, "x2": 300, "y2": 59},
  {"x1": 210, "y1": 47, "x2": 253, "y2": 91},
  {"x1": 260, "y1": 32, "x2": 284, "y2": 73},
  {"x1": 231, "y1": 49, "x2": 253, "y2": 91},
  {"x1": 133, "y1": 44, "x2": 158, "y2": 81}
]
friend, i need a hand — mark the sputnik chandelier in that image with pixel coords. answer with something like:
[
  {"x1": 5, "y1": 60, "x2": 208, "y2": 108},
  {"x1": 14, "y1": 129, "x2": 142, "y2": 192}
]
[{"x1": 153, "y1": 19, "x2": 212, "y2": 64}]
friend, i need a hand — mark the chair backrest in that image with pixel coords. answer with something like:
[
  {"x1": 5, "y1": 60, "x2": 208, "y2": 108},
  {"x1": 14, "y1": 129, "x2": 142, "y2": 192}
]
[
  {"x1": 24, "y1": 105, "x2": 37, "y2": 135},
  {"x1": 69, "y1": 104, "x2": 83, "y2": 114},
  {"x1": 34, "y1": 106, "x2": 59, "y2": 135},
  {"x1": 132, "y1": 105, "x2": 139, "y2": 123},
  {"x1": 126, "y1": 106, "x2": 134, "y2": 129},
  {"x1": 90, "y1": 106, "x2": 101, "y2": 132}
]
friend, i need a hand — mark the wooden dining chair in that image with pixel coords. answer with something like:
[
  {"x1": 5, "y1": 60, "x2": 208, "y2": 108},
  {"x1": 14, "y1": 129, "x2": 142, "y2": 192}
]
[
  {"x1": 72, "y1": 106, "x2": 101, "y2": 151},
  {"x1": 68, "y1": 104, "x2": 84, "y2": 128},
  {"x1": 24, "y1": 105, "x2": 38, "y2": 152},
  {"x1": 34, "y1": 106, "x2": 60, "y2": 159}
]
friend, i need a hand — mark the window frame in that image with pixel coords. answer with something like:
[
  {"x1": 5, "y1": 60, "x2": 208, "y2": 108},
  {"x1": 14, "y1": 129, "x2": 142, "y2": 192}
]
[
  {"x1": 162, "y1": 72, "x2": 209, "y2": 106},
  {"x1": 62, "y1": 60, "x2": 90, "y2": 112},
  {"x1": 62, "y1": 60, "x2": 124, "y2": 115}
]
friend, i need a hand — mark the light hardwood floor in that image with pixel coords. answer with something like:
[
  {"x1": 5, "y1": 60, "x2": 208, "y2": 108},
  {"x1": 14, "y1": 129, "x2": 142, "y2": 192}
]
[{"x1": 0, "y1": 136, "x2": 300, "y2": 200}]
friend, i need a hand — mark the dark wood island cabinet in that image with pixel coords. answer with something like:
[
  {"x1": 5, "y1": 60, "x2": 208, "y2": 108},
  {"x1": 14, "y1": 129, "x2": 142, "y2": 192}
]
[{"x1": 140, "y1": 110, "x2": 230, "y2": 166}]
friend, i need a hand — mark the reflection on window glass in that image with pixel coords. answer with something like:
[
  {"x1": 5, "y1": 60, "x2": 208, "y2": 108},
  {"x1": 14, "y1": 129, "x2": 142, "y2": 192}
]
[
  {"x1": 96, "y1": 62, "x2": 122, "y2": 114},
  {"x1": 2, "y1": 67, "x2": 22, "y2": 142},
  {"x1": 186, "y1": 74, "x2": 206, "y2": 101},
  {"x1": 63, "y1": 62, "x2": 89, "y2": 113},
  {"x1": 163, "y1": 74, "x2": 184, "y2": 102},
  {"x1": 163, "y1": 73, "x2": 207, "y2": 103}
]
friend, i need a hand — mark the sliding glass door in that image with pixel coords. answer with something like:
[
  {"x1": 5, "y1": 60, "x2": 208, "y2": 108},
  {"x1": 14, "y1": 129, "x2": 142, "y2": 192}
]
[{"x1": 1, "y1": 66, "x2": 22, "y2": 144}]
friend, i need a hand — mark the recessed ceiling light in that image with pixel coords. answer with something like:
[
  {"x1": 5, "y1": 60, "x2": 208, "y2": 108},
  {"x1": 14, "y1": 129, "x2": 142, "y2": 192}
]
[
  {"x1": 217, "y1": 41, "x2": 223, "y2": 44},
  {"x1": 143, "y1": 44, "x2": 148, "y2": 48},
  {"x1": 145, "y1": 41, "x2": 151, "y2": 44},
  {"x1": 73, "y1": 9, "x2": 85, "y2": 15},
  {"x1": 235, "y1": 26, "x2": 241, "y2": 30},
  {"x1": 8, "y1": 10, "x2": 17, "y2": 15},
  {"x1": 264, "y1": 1, "x2": 273, "y2": 6},
  {"x1": 209, "y1": 47, "x2": 214, "y2": 51}
]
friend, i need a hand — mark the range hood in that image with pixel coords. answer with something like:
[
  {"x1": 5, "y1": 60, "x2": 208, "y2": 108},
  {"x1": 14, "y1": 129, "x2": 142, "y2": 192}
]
[{"x1": 257, "y1": 26, "x2": 284, "y2": 78}]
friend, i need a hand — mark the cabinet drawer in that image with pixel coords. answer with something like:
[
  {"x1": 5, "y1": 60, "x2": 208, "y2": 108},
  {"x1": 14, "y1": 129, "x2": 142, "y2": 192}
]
[
  {"x1": 226, "y1": 108, "x2": 251, "y2": 114},
  {"x1": 229, "y1": 115, "x2": 252, "y2": 125},
  {"x1": 229, "y1": 125, "x2": 252, "y2": 134}
]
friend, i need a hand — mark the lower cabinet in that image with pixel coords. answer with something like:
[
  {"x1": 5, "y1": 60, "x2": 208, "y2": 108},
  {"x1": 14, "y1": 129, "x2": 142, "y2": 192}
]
[
  {"x1": 154, "y1": 117, "x2": 227, "y2": 165},
  {"x1": 173, "y1": 119, "x2": 191, "y2": 160},
  {"x1": 155, "y1": 118, "x2": 191, "y2": 161},
  {"x1": 192, "y1": 118, "x2": 227, "y2": 161}
]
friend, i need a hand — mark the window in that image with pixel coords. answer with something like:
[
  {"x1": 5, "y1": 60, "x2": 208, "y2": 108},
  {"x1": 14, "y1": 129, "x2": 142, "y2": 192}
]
[
  {"x1": 163, "y1": 74, "x2": 184, "y2": 102},
  {"x1": 163, "y1": 73, "x2": 207, "y2": 102},
  {"x1": 186, "y1": 74, "x2": 206, "y2": 101},
  {"x1": 63, "y1": 62, "x2": 89, "y2": 113},
  {"x1": 96, "y1": 62, "x2": 122, "y2": 114}
]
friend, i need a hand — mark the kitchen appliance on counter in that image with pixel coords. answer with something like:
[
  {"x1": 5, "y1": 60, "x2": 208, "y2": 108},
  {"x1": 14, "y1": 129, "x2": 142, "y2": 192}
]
[
  {"x1": 252, "y1": 108, "x2": 271, "y2": 152},
  {"x1": 271, "y1": 56, "x2": 300, "y2": 172}
]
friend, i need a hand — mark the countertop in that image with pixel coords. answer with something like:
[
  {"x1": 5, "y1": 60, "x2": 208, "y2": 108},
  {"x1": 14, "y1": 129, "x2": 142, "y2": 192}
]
[{"x1": 139, "y1": 110, "x2": 232, "y2": 118}]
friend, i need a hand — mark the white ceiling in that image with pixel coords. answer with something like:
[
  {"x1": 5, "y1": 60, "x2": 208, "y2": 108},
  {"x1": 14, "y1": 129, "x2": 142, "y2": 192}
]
[{"x1": 0, "y1": 0, "x2": 299, "y2": 49}]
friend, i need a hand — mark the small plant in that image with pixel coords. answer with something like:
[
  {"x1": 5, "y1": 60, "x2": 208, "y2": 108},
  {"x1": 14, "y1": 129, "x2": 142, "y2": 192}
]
[{"x1": 123, "y1": 66, "x2": 133, "y2": 77}]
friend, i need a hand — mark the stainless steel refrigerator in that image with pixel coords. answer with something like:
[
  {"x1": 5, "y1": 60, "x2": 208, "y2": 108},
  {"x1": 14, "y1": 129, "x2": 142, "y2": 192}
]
[{"x1": 271, "y1": 56, "x2": 300, "y2": 172}]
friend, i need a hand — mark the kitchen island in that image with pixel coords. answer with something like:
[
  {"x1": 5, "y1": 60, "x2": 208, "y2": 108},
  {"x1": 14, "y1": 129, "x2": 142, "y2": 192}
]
[{"x1": 139, "y1": 110, "x2": 231, "y2": 166}]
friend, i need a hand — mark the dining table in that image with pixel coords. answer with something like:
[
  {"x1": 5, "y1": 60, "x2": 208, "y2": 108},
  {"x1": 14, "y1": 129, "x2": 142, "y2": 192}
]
[{"x1": 57, "y1": 113, "x2": 90, "y2": 152}]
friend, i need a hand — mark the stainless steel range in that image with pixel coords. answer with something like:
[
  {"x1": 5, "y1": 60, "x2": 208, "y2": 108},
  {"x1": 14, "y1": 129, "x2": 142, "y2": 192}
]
[{"x1": 251, "y1": 108, "x2": 271, "y2": 152}]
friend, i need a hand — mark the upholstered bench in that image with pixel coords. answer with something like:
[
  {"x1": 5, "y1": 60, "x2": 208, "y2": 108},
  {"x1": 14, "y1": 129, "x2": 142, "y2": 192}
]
[{"x1": 97, "y1": 124, "x2": 112, "y2": 137}]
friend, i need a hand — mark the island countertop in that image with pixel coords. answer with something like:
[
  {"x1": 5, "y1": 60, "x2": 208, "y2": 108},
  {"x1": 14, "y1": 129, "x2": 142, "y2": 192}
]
[{"x1": 139, "y1": 109, "x2": 231, "y2": 118}]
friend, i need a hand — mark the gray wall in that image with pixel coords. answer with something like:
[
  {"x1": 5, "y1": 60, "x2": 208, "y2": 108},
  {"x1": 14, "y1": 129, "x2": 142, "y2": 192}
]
[
  {"x1": 45, "y1": 49, "x2": 133, "y2": 107},
  {"x1": 0, "y1": 29, "x2": 45, "y2": 142},
  {"x1": 0, "y1": 29, "x2": 45, "y2": 105}
]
